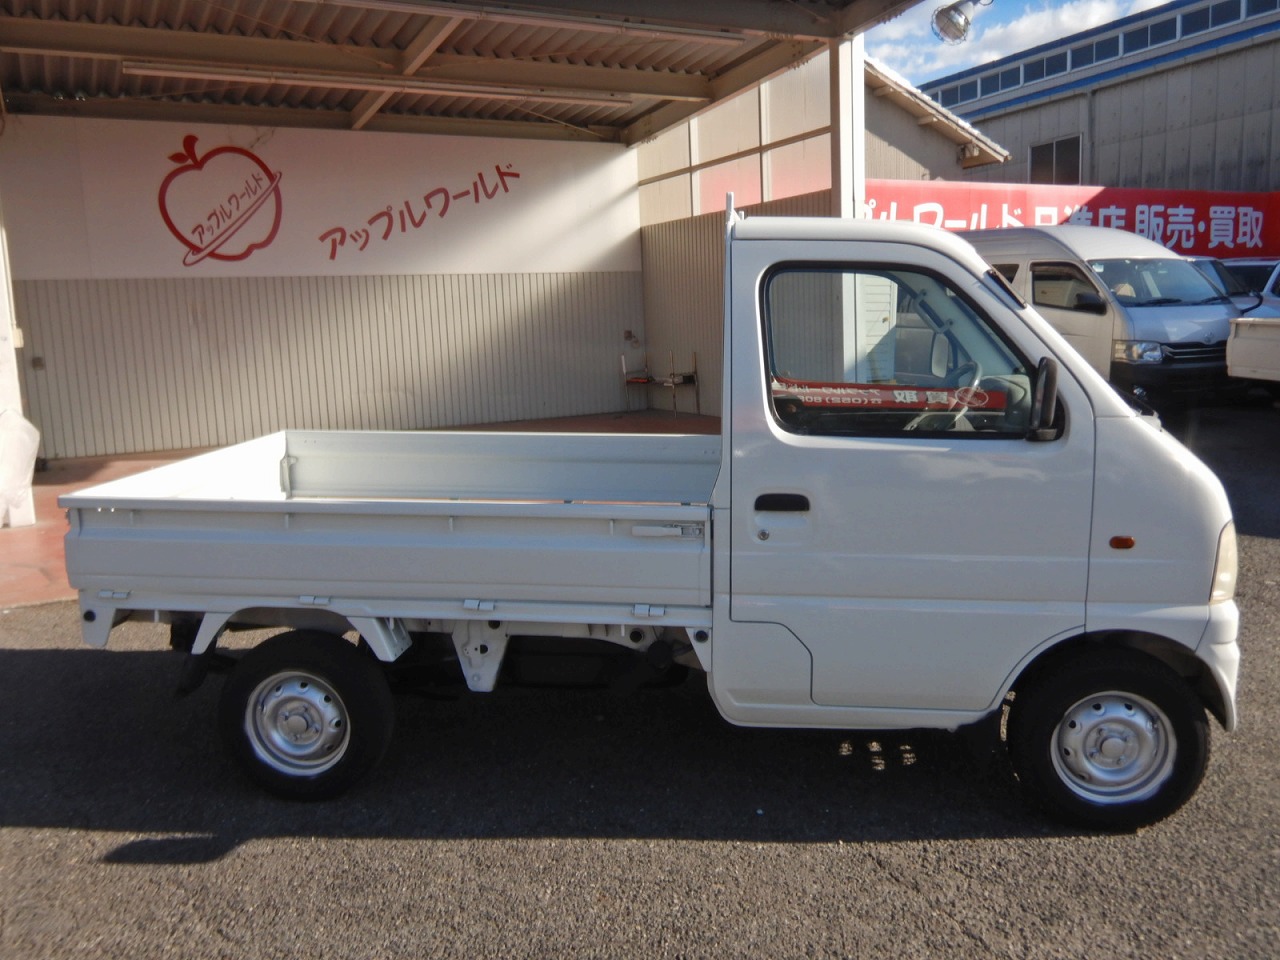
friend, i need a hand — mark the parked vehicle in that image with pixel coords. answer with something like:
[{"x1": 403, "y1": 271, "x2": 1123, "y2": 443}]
[
  {"x1": 1221, "y1": 257, "x2": 1280, "y2": 300},
  {"x1": 62, "y1": 210, "x2": 1240, "y2": 830},
  {"x1": 1188, "y1": 256, "x2": 1280, "y2": 318},
  {"x1": 1193, "y1": 256, "x2": 1280, "y2": 383},
  {"x1": 963, "y1": 226, "x2": 1236, "y2": 404},
  {"x1": 1226, "y1": 312, "x2": 1280, "y2": 383}
]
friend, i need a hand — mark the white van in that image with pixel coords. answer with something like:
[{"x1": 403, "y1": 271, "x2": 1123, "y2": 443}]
[{"x1": 964, "y1": 226, "x2": 1236, "y2": 403}]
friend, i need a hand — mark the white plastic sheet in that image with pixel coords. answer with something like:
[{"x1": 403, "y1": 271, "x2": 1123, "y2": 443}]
[{"x1": 0, "y1": 408, "x2": 39, "y2": 527}]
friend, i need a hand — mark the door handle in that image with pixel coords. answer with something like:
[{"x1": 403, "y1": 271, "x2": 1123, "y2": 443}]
[{"x1": 754, "y1": 493, "x2": 810, "y2": 512}]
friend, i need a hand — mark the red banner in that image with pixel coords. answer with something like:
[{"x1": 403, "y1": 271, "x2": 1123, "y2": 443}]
[
  {"x1": 866, "y1": 180, "x2": 1280, "y2": 258},
  {"x1": 772, "y1": 378, "x2": 1007, "y2": 411}
]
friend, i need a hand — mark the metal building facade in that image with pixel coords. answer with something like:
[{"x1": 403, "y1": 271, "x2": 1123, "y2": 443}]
[{"x1": 923, "y1": 0, "x2": 1280, "y2": 191}]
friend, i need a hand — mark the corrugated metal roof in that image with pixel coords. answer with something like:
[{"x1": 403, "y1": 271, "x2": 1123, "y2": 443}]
[{"x1": 0, "y1": 0, "x2": 923, "y2": 143}]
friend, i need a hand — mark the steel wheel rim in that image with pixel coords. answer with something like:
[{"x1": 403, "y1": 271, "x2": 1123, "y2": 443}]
[
  {"x1": 1050, "y1": 690, "x2": 1175, "y2": 805},
  {"x1": 244, "y1": 670, "x2": 350, "y2": 776}
]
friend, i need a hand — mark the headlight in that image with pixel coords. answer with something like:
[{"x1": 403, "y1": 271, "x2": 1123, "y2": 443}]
[
  {"x1": 1113, "y1": 340, "x2": 1165, "y2": 364},
  {"x1": 1211, "y1": 521, "x2": 1238, "y2": 604}
]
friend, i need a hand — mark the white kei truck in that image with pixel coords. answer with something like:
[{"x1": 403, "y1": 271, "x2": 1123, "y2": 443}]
[
  {"x1": 1227, "y1": 314, "x2": 1280, "y2": 384},
  {"x1": 61, "y1": 208, "x2": 1240, "y2": 830}
]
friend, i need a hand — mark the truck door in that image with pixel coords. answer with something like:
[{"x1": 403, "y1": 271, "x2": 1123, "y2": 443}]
[{"x1": 724, "y1": 241, "x2": 1094, "y2": 714}]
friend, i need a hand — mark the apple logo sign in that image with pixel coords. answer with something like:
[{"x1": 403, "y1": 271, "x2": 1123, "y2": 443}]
[{"x1": 159, "y1": 135, "x2": 284, "y2": 266}]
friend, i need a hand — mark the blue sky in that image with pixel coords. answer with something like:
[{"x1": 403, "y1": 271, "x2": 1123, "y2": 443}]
[{"x1": 864, "y1": 0, "x2": 1174, "y2": 85}]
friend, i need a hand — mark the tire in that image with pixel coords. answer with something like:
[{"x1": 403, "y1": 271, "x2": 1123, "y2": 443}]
[
  {"x1": 218, "y1": 631, "x2": 395, "y2": 801},
  {"x1": 1007, "y1": 649, "x2": 1208, "y2": 831}
]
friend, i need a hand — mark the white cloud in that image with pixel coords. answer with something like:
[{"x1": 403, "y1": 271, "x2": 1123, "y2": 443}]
[
  {"x1": 865, "y1": 0, "x2": 1168, "y2": 84},
  {"x1": 972, "y1": 1, "x2": 1129, "y2": 63}
]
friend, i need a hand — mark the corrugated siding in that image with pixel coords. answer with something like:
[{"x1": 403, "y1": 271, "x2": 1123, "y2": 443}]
[
  {"x1": 766, "y1": 271, "x2": 841, "y2": 381},
  {"x1": 865, "y1": 95, "x2": 959, "y2": 182},
  {"x1": 641, "y1": 213, "x2": 724, "y2": 416},
  {"x1": 1091, "y1": 42, "x2": 1280, "y2": 190},
  {"x1": 640, "y1": 191, "x2": 833, "y2": 417},
  {"x1": 16, "y1": 272, "x2": 641, "y2": 459},
  {"x1": 962, "y1": 38, "x2": 1280, "y2": 190},
  {"x1": 963, "y1": 97, "x2": 1088, "y2": 185}
]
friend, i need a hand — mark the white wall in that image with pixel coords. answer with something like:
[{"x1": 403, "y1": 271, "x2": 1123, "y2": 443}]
[
  {"x1": 1, "y1": 117, "x2": 644, "y2": 458},
  {"x1": 0, "y1": 116, "x2": 638, "y2": 279}
]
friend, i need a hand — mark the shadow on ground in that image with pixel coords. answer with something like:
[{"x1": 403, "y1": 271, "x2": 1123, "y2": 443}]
[
  {"x1": 0, "y1": 627, "x2": 1059, "y2": 864},
  {"x1": 1162, "y1": 397, "x2": 1280, "y2": 539}
]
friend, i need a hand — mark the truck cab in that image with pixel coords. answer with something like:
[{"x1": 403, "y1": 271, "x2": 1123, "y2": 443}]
[{"x1": 708, "y1": 215, "x2": 1237, "y2": 828}]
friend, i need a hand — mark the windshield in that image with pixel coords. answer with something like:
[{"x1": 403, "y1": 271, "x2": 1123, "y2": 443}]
[
  {"x1": 1190, "y1": 259, "x2": 1248, "y2": 295},
  {"x1": 1088, "y1": 257, "x2": 1225, "y2": 306},
  {"x1": 1222, "y1": 263, "x2": 1277, "y2": 293}
]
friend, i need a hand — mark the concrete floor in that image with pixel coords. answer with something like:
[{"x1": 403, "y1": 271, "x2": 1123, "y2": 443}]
[{"x1": 0, "y1": 410, "x2": 719, "y2": 610}]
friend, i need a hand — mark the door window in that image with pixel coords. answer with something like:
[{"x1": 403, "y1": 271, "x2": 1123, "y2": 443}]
[
  {"x1": 1030, "y1": 261, "x2": 1105, "y2": 309},
  {"x1": 764, "y1": 265, "x2": 1036, "y2": 437}
]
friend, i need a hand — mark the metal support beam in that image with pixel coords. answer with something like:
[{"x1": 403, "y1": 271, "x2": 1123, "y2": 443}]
[
  {"x1": 828, "y1": 35, "x2": 866, "y2": 219},
  {"x1": 830, "y1": 0, "x2": 932, "y2": 37},
  {"x1": 2, "y1": 93, "x2": 621, "y2": 142},
  {"x1": 622, "y1": 37, "x2": 823, "y2": 145},
  {"x1": 0, "y1": 17, "x2": 712, "y2": 103},
  {"x1": 319, "y1": 0, "x2": 830, "y2": 40},
  {"x1": 351, "y1": 15, "x2": 462, "y2": 130},
  {"x1": 0, "y1": 17, "x2": 398, "y2": 72},
  {"x1": 120, "y1": 60, "x2": 635, "y2": 108}
]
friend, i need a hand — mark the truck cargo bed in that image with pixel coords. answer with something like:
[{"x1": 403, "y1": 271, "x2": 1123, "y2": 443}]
[
  {"x1": 61, "y1": 430, "x2": 719, "y2": 621},
  {"x1": 1228, "y1": 316, "x2": 1280, "y2": 382}
]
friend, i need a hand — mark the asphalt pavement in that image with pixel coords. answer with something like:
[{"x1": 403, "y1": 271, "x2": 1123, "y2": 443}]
[{"x1": 1, "y1": 400, "x2": 1278, "y2": 959}]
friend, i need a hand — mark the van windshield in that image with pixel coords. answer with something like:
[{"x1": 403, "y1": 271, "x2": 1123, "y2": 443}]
[
  {"x1": 1190, "y1": 258, "x2": 1249, "y2": 295},
  {"x1": 1088, "y1": 257, "x2": 1225, "y2": 306}
]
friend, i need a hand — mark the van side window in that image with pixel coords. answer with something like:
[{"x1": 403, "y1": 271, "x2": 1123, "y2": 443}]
[
  {"x1": 1030, "y1": 261, "x2": 1106, "y2": 311},
  {"x1": 993, "y1": 263, "x2": 1019, "y2": 282},
  {"x1": 763, "y1": 265, "x2": 1036, "y2": 438}
]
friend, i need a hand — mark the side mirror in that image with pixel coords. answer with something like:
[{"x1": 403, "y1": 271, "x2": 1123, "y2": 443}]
[
  {"x1": 1073, "y1": 290, "x2": 1108, "y2": 314},
  {"x1": 1027, "y1": 356, "x2": 1061, "y2": 442}
]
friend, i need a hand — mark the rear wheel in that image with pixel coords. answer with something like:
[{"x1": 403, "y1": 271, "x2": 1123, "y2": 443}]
[
  {"x1": 218, "y1": 631, "x2": 394, "y2": 800},
  {"x1": 1008, "y1": 650, "x2": 1208, "y2": 830}
]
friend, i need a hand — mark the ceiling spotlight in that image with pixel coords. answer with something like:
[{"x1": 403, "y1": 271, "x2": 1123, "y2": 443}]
[{"x1": 932, "y1": 0, "x2": 993, "y2": 44}]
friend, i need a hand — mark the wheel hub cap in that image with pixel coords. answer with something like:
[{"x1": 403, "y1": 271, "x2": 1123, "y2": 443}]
[
  {"x1": 1051, "y1": 692, "x2": 1176, "y2": 805},
  {"x1": 245, "y1": 671, "x2": 350, "y2": 776}
]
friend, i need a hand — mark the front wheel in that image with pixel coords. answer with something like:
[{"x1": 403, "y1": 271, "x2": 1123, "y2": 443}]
[
  {"x1": 218, "y1": 631, "x2": 395, "y2": 800},
  {"x1": 1007, "y1": 650, "x2": 1208, "y2": 830}
]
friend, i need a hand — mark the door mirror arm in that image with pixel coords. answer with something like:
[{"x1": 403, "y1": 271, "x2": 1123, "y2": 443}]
[{"x1": 1027, "y1": 356, "x2": 1061, "y2": 442}]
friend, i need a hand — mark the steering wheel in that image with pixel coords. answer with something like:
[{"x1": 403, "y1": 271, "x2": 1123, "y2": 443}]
[
  {"x1": 905, "y1": 360, "x2": 984, "y2": 432},
  {"x1": 944, "y1": 360, "x2": 982, "y2": 390}
]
